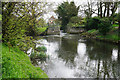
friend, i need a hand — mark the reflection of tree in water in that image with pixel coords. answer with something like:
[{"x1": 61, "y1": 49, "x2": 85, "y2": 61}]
[
  {"x1": 85, "y1": 39, "x2": 113, "y2": 60},
  {"x1": 85, "y1": 39, "x2": 120, "y2": 78},
  {"x1": 57, "y1": 37, "x2": 78, "y2": 64},
  {"x1": 117, "y1": 42, "x2": 120, "y2": 78}
]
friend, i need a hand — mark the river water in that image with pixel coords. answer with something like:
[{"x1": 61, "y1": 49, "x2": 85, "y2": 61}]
[{"x1": 35, "y1": 32, "x2": 120, "y2": 78}]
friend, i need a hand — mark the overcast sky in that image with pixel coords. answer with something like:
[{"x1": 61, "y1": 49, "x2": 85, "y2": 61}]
[
  {"x1": 43, "y1": 0, "x2": 90, "y2": 22},
  {"x1": 41, "y1": 0, "x2": 120, "y2": 23}
]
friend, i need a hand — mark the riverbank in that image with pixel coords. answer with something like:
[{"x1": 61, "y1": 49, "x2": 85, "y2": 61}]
[
  {"x1": 2, "y1": 43, "x2": 48, "y2": 78},
  {"x1": 79, "y1": 28, "x2": 120, "y2": 45}
]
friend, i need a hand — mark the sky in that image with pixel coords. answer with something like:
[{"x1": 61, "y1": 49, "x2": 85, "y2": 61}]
[
  {"x1": 2, "y1": 0, "x2": 119, "y2": 22},
  {"x1": 43, "y1": 0, "x2": 90, "y2": 23},
  {"x1": 43, "y1": 0, "x2": 120, "y2": 23}
]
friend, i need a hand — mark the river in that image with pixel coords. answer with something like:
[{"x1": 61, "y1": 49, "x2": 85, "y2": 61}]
[{"x1": 34, "y1": 32, "x2": 120, "y2": 78}]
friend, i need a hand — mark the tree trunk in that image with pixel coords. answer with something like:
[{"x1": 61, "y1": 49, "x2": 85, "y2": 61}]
[
  {"x1": 100, "y1": 2, "x2": 102, "y2": 18},
  {"x1": 111, "y1": 2, "x2": 118, "y2": 17},
  {"x1": 103, "y1": 2, "x2": 107, "y2": 17},
  {"x1": 107, "y1": 3, "x2": 110, "y2": 17},
  {"x1": 97, "y1": 2, "x2": 100, "y2": 17}
]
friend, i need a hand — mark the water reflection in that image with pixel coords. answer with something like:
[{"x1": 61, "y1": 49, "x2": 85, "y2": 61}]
[
  {"x1": 84, "y1": 39, "x2": 119, "y2": 78},
  {"x1": 35, "y1": 34, "x2": 120, "y2": 78}
]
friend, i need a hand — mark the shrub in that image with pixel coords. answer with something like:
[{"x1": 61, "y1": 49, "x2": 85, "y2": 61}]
[
  {"x1": 30, "y1": 51, "x2": 47, "y2": 61},
  {"x1": 67, "y1": 22, "x2": 80, "y2": 27},
  {"x1": 98, "y1": 18, "x2": 111, "y2": 35},
  {"x1": 36, "y1": 27, "x2": 47, "y2": 35},
  {"x1": 38, "y1": 52, "x2": 47, "y2": 60},
  {"x1": 67, "y1": 16, "x2": 84, "y2": 27},
  {"x1": 30, "y1": 51, "x2": 37, "y2": 59},
  {"x1": 88, "y1": 29, "x2": 98, "y2": 34},
  {"x1": 85, "y1": 17, "x2": 100, "y2": 30},
  {"x1": 36, "y1": 46, "x2": 47, "y2": 52}
]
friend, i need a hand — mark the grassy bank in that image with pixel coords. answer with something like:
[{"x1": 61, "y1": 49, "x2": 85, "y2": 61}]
[
  {"x1": 80, "y1": 28, "x2": 120, "y2": 44},
  {"x1": 2, "y1": 43, "x2": 48, "y2": 78}
]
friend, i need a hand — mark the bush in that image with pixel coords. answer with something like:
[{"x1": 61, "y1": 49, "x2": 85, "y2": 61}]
[
  {"x1": 36, "y1": 46, "x2": 47, "y2": 52},
  {"x1": 36, "y1": 27, "x2": 47, "y2": 35},
  {"x1": 88, "y1": 29, "x2": 98, "y2": 34},
  {"x1": 30, "y1": 51, "x2": 47, "y2": 61},
  {"x1": 30, "y1": 51, "x2": 37, "y2": 59},
  {"x1": 67, "y1": 16, "x2": 84, "y2": 27},
  {"x1": 38, "y1": 52, "x2": 47, "y2": 60},
  {"x1": 98, "y1": 18, "x2": 111, "y2": 35},
  {"x1": 85, "y1": 17, "x2": 100, "y2": 30},
  {"x1": 67, "y1": 22, "x2": 81, "y2": 27}
]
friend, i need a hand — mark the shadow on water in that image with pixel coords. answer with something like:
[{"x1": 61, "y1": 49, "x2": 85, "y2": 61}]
[{"x1": 34, "y1": 34, "x2": 120, "y2": 78}]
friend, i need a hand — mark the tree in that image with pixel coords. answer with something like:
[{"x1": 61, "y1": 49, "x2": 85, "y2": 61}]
[
  {"x1": 85, "y1": 17, "x2": 100, "y2": 30},
  {"x1": 55, "y1": 1, "x2": 79, "y2": 32},
  {"x1": 2, "y1": 2, "x2": 17, "y2": 40},
  {"x1": 118, "y1": 13, "x2": 120, "y2": 37},
  {"x1": 98, "y1": 18, "x2": 111, "y2": 35},
  {"x1": 2, "y1": 2, "x2": 47, "y2": 51}
]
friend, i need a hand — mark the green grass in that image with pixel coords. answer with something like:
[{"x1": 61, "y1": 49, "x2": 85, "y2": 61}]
[
  {"x1": 97, "y1": 34, "x2": 120, "y2": 41},
  {"x1": 112, "y1": 24, "x2": 119, "y2": 27},
  {"x1": 0, "y1": 43, "x2": 2, "y2": 80},
  {"x1": 2, "y1": 43, "x2": 48, "y2": 78},
  {"x1": 87, "y1": 29, "x2": 98, "y2": 34},
  {"x1": 88, "y1": 29, "x2": 97, "y2": 33}
]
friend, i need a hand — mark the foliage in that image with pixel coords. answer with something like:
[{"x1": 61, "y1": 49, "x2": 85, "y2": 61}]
[
  {"x1": 17, "y1": 36, "x2": 36, "y2": 53},
  {"x1": 2, "y1": 2, "x2": 47, "y2": 51},
  {"x1": 85, "y1": 17, "x2": 100, "y2": 30},
  {"x1": 98, "y1": 18, "x2": 112, "y2": 35},
  {"x1": 69, "y1": 16, "x2": 82, "y2": 24},
  {"x1": 117, "y1": 13, "x2": 120, "y2": 22},
  {"x1": 38, "y1": 52, "x2": 47, "y2": 60},
  {"x1": 88, "y1": 29, "x2": 98, "y2": 34},
  {"x1": 0, "y1": 43, "x2": 1, "y2": 80},
  {"x1": 30, "y1": 51, "x2": 37, "y2": 59},
  {"x1": 97, "y1": 34, "x2": 120, "y2": 41},
  {"x1": 30, "y1": 46, "x2": 47, "y2": 60},
  {"x1": 55, "y1": 1, "x2": 79, "y2": 31},
  {"x1": 0, "y1": 14, "x2": 1, "y2": 21},
  {"x1": 0, "y1": 34, "x2": 1, "y2": 40},
  {"x1": 67, "y1": 16, "x2": 84, "y2": 27},
  {"x1": 35, "y1": 46, "x2": 47, "y2": 52},
  {"x1": 0, "y1": 14, "x2": 1, "y2": 41},
  {"x1": 85, "y1": 17, "x2": 111, "y2": 35},
  {"x1": 2, "y1": 44, "x2": 48, "y2": 78},
  {"x1": 30, "y1": 51, "x2": 47, "y2": 60},
  {"x1": 112, "y1": 24, "x2": 119, "y2": 27},
  {"x1": 36, "y1": 27, "x2": 47, "y2": 35}
]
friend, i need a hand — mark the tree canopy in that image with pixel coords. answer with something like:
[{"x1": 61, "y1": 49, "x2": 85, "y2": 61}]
[{"x1": 55, "y1": 1, "x2": 79, "y2": 32}]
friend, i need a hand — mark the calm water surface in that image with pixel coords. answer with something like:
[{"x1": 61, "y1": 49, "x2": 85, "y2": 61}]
[{"x1": 35, "y1": 32, "x2": 120, "y2": 78}]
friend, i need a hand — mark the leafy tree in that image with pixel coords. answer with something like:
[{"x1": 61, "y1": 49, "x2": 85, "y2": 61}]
[
  {"x1": 98, "y1": 18, "x2": 111, "y2": 35},
  {"x1": 2, "y1": 2, "x2": 17, "y2": 40},
  {"x1": 85, "y1": 17, "x2": 100, "y2": 30},
  {"x1": 67, "y1": 16, "x2": 83, "y2": 27},
  {"x1": 55, "y1": 1, "x2": 79, "y2": 32},
  {"x1": 2, "y1": 2, "x2": 47, "y2": 52},
  {"x1": 85, "y1": 17, "x2": 111, "y2": 35},
  {"x1": 117, "y1": 13, "x2": 120, "y2": 37}
]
